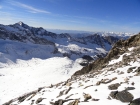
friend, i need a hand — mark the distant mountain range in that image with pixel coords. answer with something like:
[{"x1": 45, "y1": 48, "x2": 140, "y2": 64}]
[{"x1": 0, "y1": 22, "x2": 134, "y2": 65}]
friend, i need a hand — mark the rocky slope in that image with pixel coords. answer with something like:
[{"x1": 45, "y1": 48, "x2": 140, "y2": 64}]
[{"x1": 3, "y1": 33, "x2": 140, "y2": 105}]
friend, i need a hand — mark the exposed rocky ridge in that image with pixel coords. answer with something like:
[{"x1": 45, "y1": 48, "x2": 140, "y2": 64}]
[
  {"x1": 3, "y1": 33, "x2": 140, "y2": 105},
  {"x1": 73, "y1": 33, "x2": 140, "y2": 75}
]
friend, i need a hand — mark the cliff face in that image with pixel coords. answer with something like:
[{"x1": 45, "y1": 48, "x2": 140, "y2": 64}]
[{"x1": 73, "y1": 33, "x2": 140, "y2": 76}]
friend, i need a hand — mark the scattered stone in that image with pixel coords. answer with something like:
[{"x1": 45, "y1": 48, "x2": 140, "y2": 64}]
[
  {"x1": 135, "y1": 67, "x2": 140, "y2": 73},
  {"x1": 112, "y1": 77, "x2": 117, "y2": 81},
  {"x1": 129, "y1": 98, "x2": 140, "y2": 105},
  {"x1": 131, "y1": 82, "x2": 135, "y2": 85},
  {"x1": 54, "y1": 99, "x2": 64, "y2": 105},
  {"x1": 125, "y1": 87, "x2": 135, "y2": 91},
  {"x1": 116, "y1": 90, "x2": 134, "y2": 102},
  {"x1": 84, "y1": 85, "x2": 93, "y2": 89},
  {"x1": 66, "y1": 83, "x2": 72, "y2": 86},
  {"x1": 108, "y1": 83, "x2": 120, "y2": 90},
  {"x1": 65, "y1": 87, "x2": 72, "y2": 94},
  {"x1": 92, "y1": 98, "x2": 100, "y2": 101},
  {"x1": 127, "y1": 67, "x2": 136, "y2": 73},
  {"x1": 95, "y1": 89, "x2": 98, "y2": 91},
  {"x1": 109, "y1": 90, "x2": 134, "y2": 102},
  {"x1": 83, "y1": 93, "x2": 92, "y2": 101},
  {"x1": 124, "y1": 77, "x2": 129, "y2": 82},
  {"x1": 96, "y1": 81, "x2": 100, "y2": 85},
  {"x1": 109, "y1": 91, "x2": 118, "y2": 99},
  {"x1": 107, "y1": 96, "x2": 111, "y2": 100},
  {"x1": 67, "y1": 99, "x2": 79, "y2": 105},
  {"x1": 119, "y1": 71, "x2": 124, "y2": 75},
  {"x1": 57, "y1": 90, "x2": 65, "y2": 98},
  {"x1": 36, "y1": 98, "x2": 44, "y2": 104}
]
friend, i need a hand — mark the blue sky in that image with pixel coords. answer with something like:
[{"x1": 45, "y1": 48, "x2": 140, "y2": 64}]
[{"x1": 0, "y1": 0, "x2": 140, "y2": 33}]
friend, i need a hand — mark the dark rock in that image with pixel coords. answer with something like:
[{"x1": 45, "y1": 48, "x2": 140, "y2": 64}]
[
  {"x1": 92, "y1": 98, "x2": 100, "y2": 101},
  {"x1": 109, "y1": 91, "x2": 118, "y2": 99},
  {"x1": 67, "y1": 99, "x2": 79, "y2": 105},
  {"x1": 127, "y1": 67, "x2": 136, "y2": 73},
  {"x1": 65, "y1": 87, "x2": 72, "y2": 94},
  {"x1": 135, "y1": 67, "x2": 140, "y2": 73},
  {"x1": 36, "y1": 98, "x2": 44, "y2": 104},
  {"x1": 131, "y1": 82, "x2": 135, "y2": 85},
  {"x1": 54, "y1": 99, "x2": 64, "y2": 105},
  {"x1": 130, "y1": 98, "x2": 140, "y2": 105},
  {"x1": 125, "y1": 87, "x2": 135, "y2": 91},
  {"x1": 108, "y1": 83, "x2": 120, "y2": 90},
  {"x1": 83, "y1": 93, "x2": 92, "y2": 101},
  {"x1": 82, "y1": 55, "x2": 93, "y2": 61},
  {"x1": 116, "y1": 90, "x2": 134, "y2": 102}
]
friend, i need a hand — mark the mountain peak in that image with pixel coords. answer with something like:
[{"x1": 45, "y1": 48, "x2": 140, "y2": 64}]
[{"x1": 18, "y1": 21, "x2": 24, "y2": 26}]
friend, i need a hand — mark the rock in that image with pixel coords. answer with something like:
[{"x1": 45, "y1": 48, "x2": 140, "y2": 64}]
[
  {"x1": 57, "y1": 90, "x2": 65, "y2": 98},
  {"x1": 95, "y1": 89, "x2": 98, "y2": 91},
  {"x1": 112, "y1": 77, "x2": 117, "y2": 81},
  {"x1": 125, "y1": 87, "x2": 135, "y2": 91},
  {"x1": 109, "y1": 91, "x2": 118, "y2": 99},
  {"x1": 54, "y1": 99, "x2": 64, "y2": 105},
  {"x1": 66, "y1": 83, "x2": 72, "y2": 86},
  {"x1": 135, "y1": 67, "x2": 140, "y2": 73},
  {"x1": 84, "y1": 85, "x2": 93, "y2": 89},
  {"x1": 67, "y1": 99, "x2": 79, "y2": 105},
  {"x1": 124, "y1": 77, "x2": 129, "y2": 82},
  {"x1": 92, "y1": 98, "x2": 100, "y2": 101},
  {"x1": 65, "y1": 87, "x2": 72, "y2": 94},
  {"x1": 108, "y1": 83, "x2": 120, "y2": 90},
  {"x1": 129, "y1": 98, "x2": 140, "y2": 105},
  {"x1": 96, "y1": 81, "x2": 100, "y2": 85},
  {"x1": 83, "y1": 93, "x2": 92, "y2": 101},
  {"x1": 116, "y1": 90, "x2": 134, "y2": 102},
  {"x1": 36, "y1": 98, "x2": 44, "y2": 104},
  {"x1": 109, "y1": 90, "x2": 134, "y2": 102},
  {"x1": 131, "y1": 82, "x2": 135, "y2": 85},
  {"x1": 127, "y1": 67, "x2": 136, "y2": 73}
]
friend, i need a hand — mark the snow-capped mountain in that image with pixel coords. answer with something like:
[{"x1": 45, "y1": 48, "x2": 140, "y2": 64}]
[
  {"x1": 0, "y1": 22, "x2": 133, "y2": 63},
  {"x1": 3, "y1": 31, "x2": 140, "y2": 105}
]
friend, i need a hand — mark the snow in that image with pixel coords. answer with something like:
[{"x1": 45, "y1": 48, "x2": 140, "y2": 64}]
[
  {"x1": 0, "y1": 57, "x2": 82, "y2": 104},
  {"x1": 108, "y1": 53, "x2": 131, "y2": 65}
]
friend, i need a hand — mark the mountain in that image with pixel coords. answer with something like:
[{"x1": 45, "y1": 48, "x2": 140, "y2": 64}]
[
  {"x1": 3, "y1": 33, "x2": 140, "y2": 105},
  {"x1": 0, "y1": 22, "x2": 132, "y2": 64},
  {"x1": 0, "y1": 22, "x2": 136, "y2": 104}
]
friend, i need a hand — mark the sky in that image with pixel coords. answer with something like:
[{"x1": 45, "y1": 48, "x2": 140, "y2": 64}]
[{"x1": 0, "y1": 0, "x2": 140, "y2": 33}]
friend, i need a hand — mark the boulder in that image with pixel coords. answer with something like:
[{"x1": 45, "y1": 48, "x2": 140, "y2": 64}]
[
  {"x1": 109, "y1": 90, "x2": 134, "y2": 102},
  {"x1": 130, "y1": 98, "x2": 140, "y2": 105},
  {"x1": 108, "y1": 83, "x2": 120, "y2": 90},
  {"x1": 116, "y1": 90, "x2": 134, "y2": 102}
]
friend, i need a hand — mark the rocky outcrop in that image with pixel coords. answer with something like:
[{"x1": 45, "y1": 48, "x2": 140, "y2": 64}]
[{"x1": 73, "y1": 33, "x2": 140, "y2": 76}]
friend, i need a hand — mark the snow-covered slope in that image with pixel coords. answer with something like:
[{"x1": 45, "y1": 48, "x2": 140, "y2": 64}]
[
  {"x1": 3, "y1": 33, "x2": 140, "y2": 105},
  {"x1": 0, "y1": 57, "x2": 82, "y2": 104}
]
